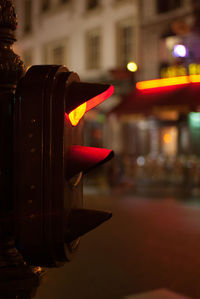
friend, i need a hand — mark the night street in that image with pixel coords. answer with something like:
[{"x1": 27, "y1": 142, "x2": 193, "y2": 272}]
[
  {"x1": 34, "y1": 190, "x2": 200, "y2": 299},
  {"x1": 2, "y1": 1, "x2": 200, "y2": 298}
]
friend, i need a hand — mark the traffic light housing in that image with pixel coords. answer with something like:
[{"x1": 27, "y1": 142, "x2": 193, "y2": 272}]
[{"x1": 14, "y1": 65, "x2": 114, "y2": 266}]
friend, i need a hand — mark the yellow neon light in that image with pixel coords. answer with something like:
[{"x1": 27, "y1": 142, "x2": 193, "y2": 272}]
[
  {"x1": 189, "y1": 75, "x2": 200, "y2": 83},
  {"x1": 136, "y1": 76, "x2": 191, "y2": 90},
  {"x1": 136, "y1": 75, "x2": 200, "y2": 90}
]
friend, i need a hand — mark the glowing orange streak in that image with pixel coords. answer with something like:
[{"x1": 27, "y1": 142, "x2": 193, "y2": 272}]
[
  {"x1": 86, "y1": 85, "x2": 114, "y2": 112},
  {"x1": 136, "y1": 76, "x2": 190, "y2": 90}
]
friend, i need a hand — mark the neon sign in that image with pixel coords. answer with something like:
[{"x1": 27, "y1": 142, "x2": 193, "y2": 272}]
[
  {"x1": 161, "y1": 63, "x2": 200, "y2": 78},
  {"x1": 136, "y1": 75, "x2": 200, "y2": 90}
]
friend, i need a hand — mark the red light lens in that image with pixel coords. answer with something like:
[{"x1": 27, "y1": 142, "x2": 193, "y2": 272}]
[
  {"x1": 67, "y1": 85, "x2": 114, "y2": 126},
  {"x1": 86, "y1": 85, "x2": 114, "y2": 112},
  {"x1": 68, "y1": 102, "x2": 87, "y2": 126}
]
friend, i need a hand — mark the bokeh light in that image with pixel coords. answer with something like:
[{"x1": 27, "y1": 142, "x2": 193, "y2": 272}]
[
  {"x1": 127, "y1": 61, "x2": 138, "y2": 72},
  {"x1": 172, "y1": 44, "x2": 187, "y2": 58}
]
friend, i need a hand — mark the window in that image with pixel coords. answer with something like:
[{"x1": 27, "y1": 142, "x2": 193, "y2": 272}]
[
  {"x1": 87, "y1": 0, "x2": 99, "y2": 10},
  {"x1": 60, "y1": 0, "x2": 70, "y2": 3},
  {"x1": 24, "y1": 0, "x2": 32, "y2": 34},
  {"x1": 41, "y1": 0, "x2": 50, "y2": 12},
  {"x1": 86, "y1": 29, "x2": 101, "y2": 69},
  {"x1": 156, "y1": 0, "x2": 182, "y2": 14},
  {"x1": 117, "y1": 19, "x2": 135, "y2": 67},
  {"x1": 44, "y1": 40, "x2": 68, "y2": 65},
  {"x1": 52, "y1": 46, "x2": 65, "y2": 64}
]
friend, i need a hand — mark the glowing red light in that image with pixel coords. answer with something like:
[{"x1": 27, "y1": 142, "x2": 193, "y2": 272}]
[
  {"x1": 66, "y1": 145, "x2": 114, "y2": 179},
  {"x1": 67, "y1": 85, "x2": 114, "y2": 126},
  {"x1": 86, "y1": 85, "x2": 114, "y2": 112}
]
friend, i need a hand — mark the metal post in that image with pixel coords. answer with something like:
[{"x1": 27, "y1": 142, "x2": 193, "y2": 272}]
[{"x1": 0, "y1": 1, "x2": 42, "y2": 297}]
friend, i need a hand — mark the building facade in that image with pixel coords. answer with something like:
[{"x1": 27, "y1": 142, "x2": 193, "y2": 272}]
[
  {"x1": 107, "y1": 0, "x2": 200, "y2": 194},
  {"x1": 140, "y1": 0, "x2": 200, "y2": 80},
  {"x1": 15, "y1": 0, "x2": 200, "y2": 193},
  {"x1": 15, "y1": 0, "x2": 139, "y2": 82}
]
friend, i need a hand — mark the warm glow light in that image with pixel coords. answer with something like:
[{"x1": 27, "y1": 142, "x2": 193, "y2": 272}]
[
  {"x1": 26, "y1": 65, "x2": 32, "y2": 71},
  {"x1": 136, "y1": 75, "x2": 200, "y2": 90},
  {"x1": 68, "y1": 102, "x2": 87, "y2": 126},
  {"x1": 127, "y1": 61, "x2": 138, "y2": 72},
  {"x1": 190, "y1": 75, "x2": 200, "y2": 83},
  {"x1": 163, "y1": 133, "x2": 172, "y2": 144},
  {"x1": 136, "y1": 76, "x2": 189, "y2": 90}
]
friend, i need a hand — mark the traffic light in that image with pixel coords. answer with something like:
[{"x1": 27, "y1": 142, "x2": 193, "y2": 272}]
[{"x1": 14, "y1": 65, "x2": 114, "y2": 266}]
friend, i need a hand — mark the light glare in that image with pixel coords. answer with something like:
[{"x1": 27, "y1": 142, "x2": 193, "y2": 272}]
[
  {"x1": 127, "y1": 62, "x2": 138, "y2": 72},
  {"x1": 173, "y1": 44, "x2": 187, "y2": 58},
  {"x1": 163, "y1": 133, "x2": 172, "y2": 144}
]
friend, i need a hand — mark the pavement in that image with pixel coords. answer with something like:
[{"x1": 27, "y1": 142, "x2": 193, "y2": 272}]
[{"x1": 34, "y1": 191, "x2": 200, "y2": 299}]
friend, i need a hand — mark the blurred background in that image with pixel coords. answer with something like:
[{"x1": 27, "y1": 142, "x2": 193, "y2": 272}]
[
  {"x1": 14, "y1": 0, "x2": 200, "y2": 199},
  {"x1": 13, "y1": 1, "x2": 200, "y2": 298}
]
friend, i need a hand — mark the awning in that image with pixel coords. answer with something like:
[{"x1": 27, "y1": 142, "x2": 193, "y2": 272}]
[{"x1": 110, "y1": 83, "x2": 200, "y2": 116}]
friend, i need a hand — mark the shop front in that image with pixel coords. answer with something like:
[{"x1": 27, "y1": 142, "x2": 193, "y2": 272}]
[{"x1": 108, "y1": 76, "x2": 200, "y2": 196}]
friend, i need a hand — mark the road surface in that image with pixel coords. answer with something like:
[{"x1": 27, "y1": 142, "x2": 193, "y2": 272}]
[{"x1": 34, "y1": 191, "x2": 200, "y2": 299}]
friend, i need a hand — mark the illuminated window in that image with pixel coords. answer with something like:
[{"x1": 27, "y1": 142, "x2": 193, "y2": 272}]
[
  {"x1": 161, "y1": 127, "x2": 178, "y2": 156},
  {"x1": 24, "y1": 0, "x2": 32, "y2": 34},
  {"x1": 116, "y1": 19, "x2": 135, "y2": 67},
  {"x1": 44, "y1": 40, "x2": 68, "y2": 65},
  {"x1": 60, "y1": 0, "x2": 70, "y2": 3},
  {"x1": 156, "y1": 0, "x2": 182, "y2": 14},
  {"x1": 41, "y1": 0, "x2": 50, "y2": 12},
  {"x1": 86, "y1": 29, "x2": 101, "y2": 69},
  {"x1": 87, "y1": 0, "x2": 99, "y2": 10},
  {"x1": 188, "y1": 112, "x2": 200, "y2": 128}
]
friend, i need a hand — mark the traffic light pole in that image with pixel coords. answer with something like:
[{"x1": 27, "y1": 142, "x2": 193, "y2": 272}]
[{"x1": 0, "y1": 1, "x2": 42, "y2": 297}]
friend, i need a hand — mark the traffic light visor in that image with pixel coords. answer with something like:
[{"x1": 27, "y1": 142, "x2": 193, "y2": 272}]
[
  {"x1": 66, "y1": 145, "x2": 114, "y2": 179},
  {"x1": 66, "y1": 82, "x2": 114, "y2": 126}
]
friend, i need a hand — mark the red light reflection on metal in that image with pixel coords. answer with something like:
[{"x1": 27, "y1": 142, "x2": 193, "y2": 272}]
[
  {"x1": 136, "y1": 75, "x2": 200, "y2": 90},
  {"x1": 66, "y1": 145, "x2": 114, "y2": 179},
  {"x1": 86, "y1": 85, "x2": 114, "y2": 112}
]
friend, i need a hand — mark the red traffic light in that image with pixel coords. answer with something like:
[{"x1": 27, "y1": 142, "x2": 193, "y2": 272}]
[
  {"x1": 66, "y1": 145, "x2": 114, "y2": 179},
  {"x1": 65, "y1": 82, "x2": 114, "y2": 126},
  {"x1": 14, "y1": 65, "x2": 114, "y2": 266}
]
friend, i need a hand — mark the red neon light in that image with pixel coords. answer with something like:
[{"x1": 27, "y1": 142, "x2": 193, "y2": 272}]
[
  {"x1": 86, "y1": 85, "x2": 114, "y2": 112},
  {"x1": 136, "y1": 75, "x2": 200, "y2": 90}
]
